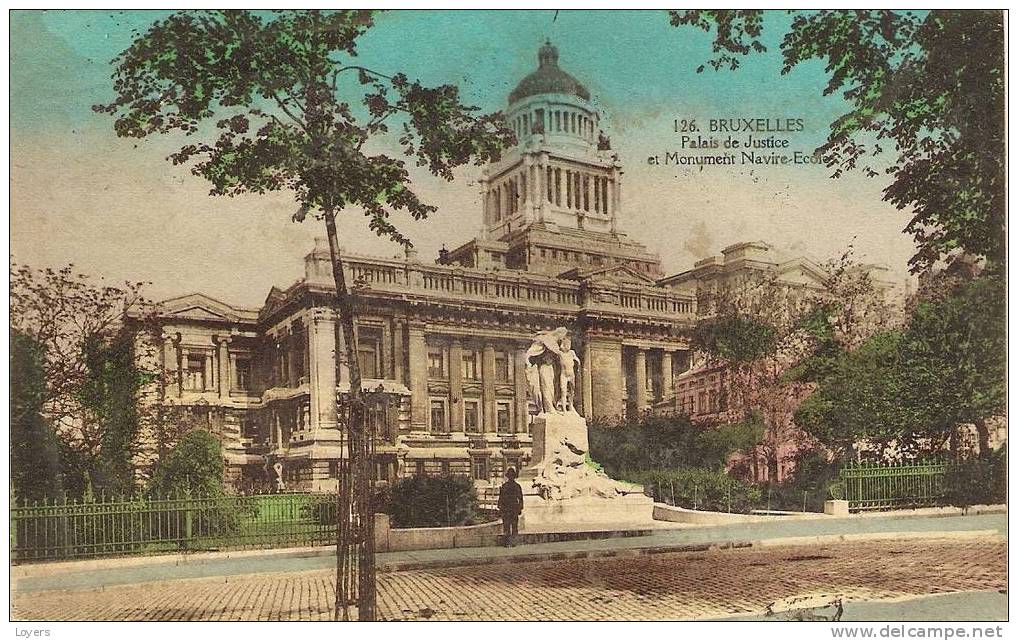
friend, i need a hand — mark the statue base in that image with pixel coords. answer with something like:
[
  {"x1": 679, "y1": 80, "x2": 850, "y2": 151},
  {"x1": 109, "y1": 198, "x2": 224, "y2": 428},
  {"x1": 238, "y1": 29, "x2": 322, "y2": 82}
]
[{"x1": 518, "y1": 412, "x2": 654, "y2": 528}]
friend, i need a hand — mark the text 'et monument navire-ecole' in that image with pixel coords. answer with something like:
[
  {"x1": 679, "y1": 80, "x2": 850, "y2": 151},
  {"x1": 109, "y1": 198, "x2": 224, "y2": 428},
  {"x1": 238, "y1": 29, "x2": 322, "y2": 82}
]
[{"x1": 134, "y1": 42, "x2": 895, "y2": 494}]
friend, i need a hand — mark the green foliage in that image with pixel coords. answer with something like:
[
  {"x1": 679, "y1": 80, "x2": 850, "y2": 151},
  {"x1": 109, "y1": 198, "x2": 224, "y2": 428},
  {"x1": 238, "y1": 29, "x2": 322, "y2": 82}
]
[
  {"x1": 95, "y1": 9, "x2": 514, "y2": 247},
  {"x1": 80, "y1": 333, "x2": 146, "y2": 497},
  {"x1": 10, "y1": 332, "x2": 63, "y2": 503},
  {"x1": 796, "y1": 274, "x2": 1005, "y2": 460},
  {"x1": 383, "y1": 475, "x2": 481, "y2": 528},
  {"x1": 147, "y1": 430, "x2": 227, "y2": 498},
  {"x1": 628, "y1": 468, "x2": 762, "y2": 514},
  {"x1": 589, "y1": 413, "x2": 764, "y2": 477},
  {"x1": 671, "y1": 10, "x2": 1005, "y2": 273},
  {"x1": 693, "y1": 313, "x2": 777, "y2": 364},
  {"x1": 584, "y1": 452, "x2": 605, "y2": 475},
  {"x1": 944, "y1": 448, "x2": 1007, "y2": 508},
  {"x1": 899, "y1": 275, "x2": 1006, "y2": 455}
]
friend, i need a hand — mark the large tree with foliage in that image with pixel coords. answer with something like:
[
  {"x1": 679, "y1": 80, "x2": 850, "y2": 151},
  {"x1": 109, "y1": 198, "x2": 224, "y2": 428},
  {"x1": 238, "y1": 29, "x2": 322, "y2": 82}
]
[
  {"x1": 670, "y1": 10, "x2": 1004, "y2": 273},
  {"x1": 10, "y1": 263, "x2": 155, "y2": 498},
  {"x1": 10, "y1": 332, "x2": 64, "y2": 503},
  {"x1": 96, "y1": 10, "x2": 513, "y2": 619}
]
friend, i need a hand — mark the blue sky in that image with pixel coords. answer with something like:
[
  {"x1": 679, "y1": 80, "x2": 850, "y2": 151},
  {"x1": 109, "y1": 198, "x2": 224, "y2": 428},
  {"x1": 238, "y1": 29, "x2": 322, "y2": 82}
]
[{"x1": 11, "y1": 10, "x2": 914, "y2": 306}]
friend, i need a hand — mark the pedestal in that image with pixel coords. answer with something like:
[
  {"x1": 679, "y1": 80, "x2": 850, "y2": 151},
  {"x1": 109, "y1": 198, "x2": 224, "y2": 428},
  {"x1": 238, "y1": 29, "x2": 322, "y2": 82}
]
[{"x1": 519, "y1": 411, "x2": 654, "y2": 528}]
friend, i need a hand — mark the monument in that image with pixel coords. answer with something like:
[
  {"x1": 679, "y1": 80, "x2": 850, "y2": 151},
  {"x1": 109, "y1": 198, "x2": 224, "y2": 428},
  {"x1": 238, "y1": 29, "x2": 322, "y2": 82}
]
[{"x1": 519, "y1": 328, "x2": 654, "y2": 526}]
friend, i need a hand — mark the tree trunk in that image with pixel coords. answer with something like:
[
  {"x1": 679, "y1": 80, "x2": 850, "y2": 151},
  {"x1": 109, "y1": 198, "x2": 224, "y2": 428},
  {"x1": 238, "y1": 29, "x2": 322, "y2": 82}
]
[
  {"x1": 323, "y1": 210, "x2": 375, "y2": 621},
  {"x1": 974, "y1": 418, "x2": 992, "y2": 460}
]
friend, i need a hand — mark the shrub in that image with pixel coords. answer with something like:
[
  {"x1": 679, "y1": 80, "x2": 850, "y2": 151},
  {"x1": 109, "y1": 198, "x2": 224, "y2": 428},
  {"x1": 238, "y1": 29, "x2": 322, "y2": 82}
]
[
  {"x1": 625, "y1": 468, "x2": 762, "y2": 514},
  {"x1": 945, "y1": 449, "x2": 1007, "y2": 508},
  {"x1": 384, "y1": 475, "x2": 481, "y2": 528}
]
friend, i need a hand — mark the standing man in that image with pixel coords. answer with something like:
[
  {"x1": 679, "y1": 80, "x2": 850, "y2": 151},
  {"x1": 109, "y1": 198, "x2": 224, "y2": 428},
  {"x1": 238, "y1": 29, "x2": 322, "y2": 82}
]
[{"x1": 498, "y1": 467, "x2": 524, "y2": 547}]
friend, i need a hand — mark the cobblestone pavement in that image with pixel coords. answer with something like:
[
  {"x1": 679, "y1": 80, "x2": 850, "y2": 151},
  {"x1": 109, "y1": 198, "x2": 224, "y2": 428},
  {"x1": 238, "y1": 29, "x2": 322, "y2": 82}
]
[{"x1": 11, "y1": 538, "x2": 1006, "y2": 621}]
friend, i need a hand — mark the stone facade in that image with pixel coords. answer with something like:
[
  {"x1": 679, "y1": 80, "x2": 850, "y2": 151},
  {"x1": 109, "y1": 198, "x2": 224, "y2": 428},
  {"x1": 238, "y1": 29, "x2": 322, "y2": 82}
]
[{"x1": 135, "y1": 43, "x2": 699, "y2": 493}]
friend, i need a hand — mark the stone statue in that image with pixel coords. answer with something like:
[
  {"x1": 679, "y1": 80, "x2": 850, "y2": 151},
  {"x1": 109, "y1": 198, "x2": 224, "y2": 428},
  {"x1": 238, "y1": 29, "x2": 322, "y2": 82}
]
[
  {"x1": 556, "y1": 337, "x2": 580, "y2": 413},
  {"x1": 525, "y1": 327, "x2": 574, "y2": 415}
]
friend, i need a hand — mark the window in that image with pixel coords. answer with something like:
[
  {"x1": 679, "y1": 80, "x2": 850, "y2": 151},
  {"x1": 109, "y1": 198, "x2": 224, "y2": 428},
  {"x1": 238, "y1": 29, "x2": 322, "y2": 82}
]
[
  {"x1": 357, "y1": 328, "x2": 381, "y2": 380},
  {"x1": 241, "y1": 415, "x2": 258, "y2": 439},
  {"x1": 496, "y1": 401, "x2": 512, "y2": 434},
  {"x1": 429, "y1": 398, "x2": 448, "y2": 434},
  {"x1": 461, "y1": 351, "x2": 479, "y2": 380},
  {"x1": 494, "y1": 352, "x2": 511, "y2": 382},
  {"x1": 329, "y1": 461, "x2": 339, "y2": 478},
  {"x1": 472, "y1": 456, "x2": 489, "y2": 481},
  {"x1": 463, "y1": 399, "x2": 481, "y2": 433},
  {"x1": 697, "y1": 391, "x2": 707, "y2": 415},
  {"x1": 415, "y1": 459, "x2": 425, "y2": 476},
  {"x1": 441, "y1": 460, "x2": 451, "y2": 476},
  {"x1": 428, "y1": 349, "x2": 446, "y2": 378},
  {"x1": 233, "y1": 358, "x2": 251, "y2": 391},
  {"x1": 184, "y1": 354, "x2": 206, "y2": 390}
]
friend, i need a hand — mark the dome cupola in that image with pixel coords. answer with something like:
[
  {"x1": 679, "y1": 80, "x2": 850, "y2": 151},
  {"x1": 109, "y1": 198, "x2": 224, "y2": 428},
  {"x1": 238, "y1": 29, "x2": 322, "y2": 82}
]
[{"x1": 508, "y1": 41, "x2": 590, "y2": 105}]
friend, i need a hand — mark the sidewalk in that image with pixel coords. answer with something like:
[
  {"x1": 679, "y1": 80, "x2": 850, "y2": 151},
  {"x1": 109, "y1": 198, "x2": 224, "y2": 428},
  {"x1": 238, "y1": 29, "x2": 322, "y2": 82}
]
[{"x1": 12, "y1": 510, "x2": 1006, "y2": 595}]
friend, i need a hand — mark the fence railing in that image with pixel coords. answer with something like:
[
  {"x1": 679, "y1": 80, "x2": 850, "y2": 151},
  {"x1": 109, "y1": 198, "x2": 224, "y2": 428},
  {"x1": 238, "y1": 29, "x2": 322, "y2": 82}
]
[
  {"x1": 10, "y1": 492, "x2": 338, "y2": 563},
  {"x1": 837, "y1": 460, "x2": 951, "y2": 511}
]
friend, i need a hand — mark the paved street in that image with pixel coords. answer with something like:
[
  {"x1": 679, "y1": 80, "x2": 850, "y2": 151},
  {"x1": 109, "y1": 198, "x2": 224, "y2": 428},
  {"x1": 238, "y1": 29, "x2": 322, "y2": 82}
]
[{"x1": 12, "y1": 537, "x2": 1006, "y2": 621}]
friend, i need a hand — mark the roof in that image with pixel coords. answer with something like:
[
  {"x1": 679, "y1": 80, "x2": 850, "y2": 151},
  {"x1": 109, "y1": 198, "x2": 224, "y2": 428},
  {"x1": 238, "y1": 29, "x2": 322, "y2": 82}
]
[{"x1": 509, "y1": 41, "x2": 590, "y2": 105}]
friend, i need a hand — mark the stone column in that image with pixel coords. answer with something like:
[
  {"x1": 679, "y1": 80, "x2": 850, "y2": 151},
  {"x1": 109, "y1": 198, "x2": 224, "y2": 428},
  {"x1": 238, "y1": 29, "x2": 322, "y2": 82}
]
[
  {"x1": 204, "y1": 353, "x2": 214, "y2": 392},
  {"x1": 393, "y1": 319, "x2": 405, "y2": 386},
  {"x1": 513, "y1": 347, "x2": 529, "y2": 434},
  {"x1": 217, "y1": 336, "x2": 230, "y2": 400},
  {"x1": 162, "y1": 334, "x2": 179, "y2": 398},
  {"x1": 586, "y1": 173, "x2": 593, "y2": 212},
  {"x1": 556, "y1": 167, "x2": 564, "y2": 208},
  {"x1": 310, "y1": 309, "x2": 338, "y2": 431},
  {"x1": 588, "y1": 340, "x2": 624, "y2": 418},
  {"x1": 407, "y1": 323, "x2": 428, "y2": 432},
  {"x1": 634, "y1": 348, "x2": 649, "y2": 412},
  {"x1": 581, "y1": 340, "x2": 593, "y2": 420},
  {"x1": 381, "y1": 319, "x2": 392, "y2": 380},
  {"x1": 661, "y1": 351, "x2": 674, "y2": 400},
  {"x1": 482, "y1": 345, "x2": 496, "y2": 433},
  {"x1": 449, "y1": 340, "x2": 464, "y2": 432}
]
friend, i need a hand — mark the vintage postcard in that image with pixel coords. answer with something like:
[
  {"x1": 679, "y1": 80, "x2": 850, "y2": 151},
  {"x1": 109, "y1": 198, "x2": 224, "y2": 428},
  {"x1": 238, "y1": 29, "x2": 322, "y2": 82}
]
[{"x1": 7, "y1": 6, "x2": 1009, "y2": 631}]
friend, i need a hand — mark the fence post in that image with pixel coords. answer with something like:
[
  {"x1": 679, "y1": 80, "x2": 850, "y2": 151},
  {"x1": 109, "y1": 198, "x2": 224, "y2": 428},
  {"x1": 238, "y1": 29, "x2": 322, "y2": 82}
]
[{"x1": 184, "y1": 487, "x2": 194, "y2": 547}]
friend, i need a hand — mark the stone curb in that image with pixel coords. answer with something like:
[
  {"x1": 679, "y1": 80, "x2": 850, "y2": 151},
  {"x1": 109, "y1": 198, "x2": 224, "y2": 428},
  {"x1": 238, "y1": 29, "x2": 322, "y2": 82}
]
[{"x1": 378, "y1": 530, "x2": 1005, "y2": 573}]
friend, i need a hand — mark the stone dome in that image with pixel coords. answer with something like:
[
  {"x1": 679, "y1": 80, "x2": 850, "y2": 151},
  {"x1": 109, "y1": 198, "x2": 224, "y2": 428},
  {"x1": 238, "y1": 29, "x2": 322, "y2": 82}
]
[{"x1": 508, "y1": 41, "x2": 590, "y2": 105}]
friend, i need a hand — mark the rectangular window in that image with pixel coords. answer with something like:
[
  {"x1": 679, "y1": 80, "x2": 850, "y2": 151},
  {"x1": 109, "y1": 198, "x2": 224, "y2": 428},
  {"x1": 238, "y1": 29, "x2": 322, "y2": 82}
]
[
  {"x1": 496, "y1": 401, "x2": 512, "y2": 434},
  {"x1": 184, "y1": 354, "x2": 206, "y2": 391},
  {"x1": 429, "y1": 398, "x2": 448, "y2": 434},
  {"x1": 472, "y1": 456, "x2": 489, "y2": 481},
  {"x1": 464, "y1": 399, "x2": 481, "y2": 433},
  {"x1": 233, "y1": 358, "x2": 251, "y2": 391},
  {"x1": 428, "y1": 349, "x2": 446, "y2": 378},
  {"x1": 461, "y1": 351, "x2": 479, "y2": 380},
  {"x1": 415, "y1": 459, "x2": 425, "y2": 476},
  {"x1": 494, "y1": 352, "x2": 511, "y2": 382}
]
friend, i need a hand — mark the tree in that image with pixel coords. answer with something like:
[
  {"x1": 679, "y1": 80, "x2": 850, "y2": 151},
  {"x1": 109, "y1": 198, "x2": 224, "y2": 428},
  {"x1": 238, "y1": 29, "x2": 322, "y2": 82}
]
[
  {"x1": 899, "y1": 274, "x2": 1005, "y2": 459},
  {"x1": 10, "y1": 332, "x2": 64, "y2": 503},
  {"x1": 670, "y1": 10, "x2": 1005, "y2": 273},
  {"x1": 794, "y1": 275, "x2": 1005, "y2": 462},
  {"x1": 10, "y1": 262, "x2": 155, "y2": 498},
  {"x1": 691, "y1": 250, "x2": 901, "y2": 476},
  {"x1": 96, "y1": 10, "x2": 513, "y2": 620},
  {"x1": 146, "y1": 429, "x2": 227, "y2": 498}
]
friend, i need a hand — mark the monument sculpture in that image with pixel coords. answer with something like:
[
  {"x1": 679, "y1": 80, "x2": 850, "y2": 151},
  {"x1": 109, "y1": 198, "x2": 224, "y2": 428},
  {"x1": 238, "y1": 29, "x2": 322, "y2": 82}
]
[{"x1": 519, "y1": 328, "x2": 654, "y2": 525}]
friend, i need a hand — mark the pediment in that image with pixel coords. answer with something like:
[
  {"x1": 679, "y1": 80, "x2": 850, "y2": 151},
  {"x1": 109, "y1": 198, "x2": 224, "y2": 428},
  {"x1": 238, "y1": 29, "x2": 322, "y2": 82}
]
[
  {"x1": 774, "y1": 258, "x2": 829, "y2": 287},
  {"x1": 157, "y1": 293, "x2": 257, "y2": 324}
]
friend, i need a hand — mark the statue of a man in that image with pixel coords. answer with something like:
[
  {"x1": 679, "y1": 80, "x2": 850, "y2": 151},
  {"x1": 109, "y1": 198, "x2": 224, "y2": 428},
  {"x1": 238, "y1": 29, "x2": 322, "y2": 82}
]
[{"x1": 556, "y1": 336, "x2": 581, "y2": 413}]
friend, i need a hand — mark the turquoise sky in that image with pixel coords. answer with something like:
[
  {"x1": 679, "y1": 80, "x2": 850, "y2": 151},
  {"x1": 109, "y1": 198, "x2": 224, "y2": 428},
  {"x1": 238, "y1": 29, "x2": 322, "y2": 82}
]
[{"x1": 10, "y1": 10, "x2": 914, "y2": 307}]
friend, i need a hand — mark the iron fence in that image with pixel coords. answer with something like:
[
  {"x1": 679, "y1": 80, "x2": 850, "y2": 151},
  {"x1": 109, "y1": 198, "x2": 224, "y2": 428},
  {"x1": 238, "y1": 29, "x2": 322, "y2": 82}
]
[
  {"x1": 837, "y1": 460, "x2": 951, "y2": 511},
  {"x1": 10, "y1": 492, "x2": 338, "y2": 563}
]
